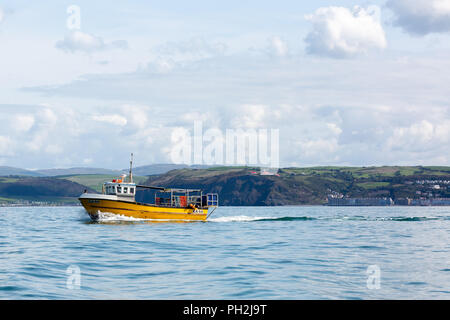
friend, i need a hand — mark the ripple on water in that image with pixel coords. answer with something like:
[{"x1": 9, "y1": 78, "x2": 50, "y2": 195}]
[{"x1": 1, "y1": 206, "x2": 450, "y2": 299}]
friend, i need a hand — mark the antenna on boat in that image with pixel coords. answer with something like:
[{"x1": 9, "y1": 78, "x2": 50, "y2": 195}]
[{"x1": 129, "y1": 153, "x2": 134, "y2": 183}]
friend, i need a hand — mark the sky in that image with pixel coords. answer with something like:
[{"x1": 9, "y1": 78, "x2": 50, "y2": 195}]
[{"x1": 0, "y1": 0, "x2": 449, "y2": 169}]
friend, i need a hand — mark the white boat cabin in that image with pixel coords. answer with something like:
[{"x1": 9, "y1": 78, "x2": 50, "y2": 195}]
[{"x1": 103, "y1": 180, "x2": 136, "y2": 199}]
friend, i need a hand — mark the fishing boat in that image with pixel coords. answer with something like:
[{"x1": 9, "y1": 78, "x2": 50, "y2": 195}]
[{"x1": 79, "y1": 154, "x2": 218, "y2": 221}]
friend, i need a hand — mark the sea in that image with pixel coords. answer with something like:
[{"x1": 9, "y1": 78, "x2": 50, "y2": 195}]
[{"x1": 0, "y1": 206, "x2": 449, "y2": 299}]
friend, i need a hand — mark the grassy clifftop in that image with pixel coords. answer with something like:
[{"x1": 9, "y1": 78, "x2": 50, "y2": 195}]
[{"x1": 140, "y1": 166, "x2": 450, "y2": 205}]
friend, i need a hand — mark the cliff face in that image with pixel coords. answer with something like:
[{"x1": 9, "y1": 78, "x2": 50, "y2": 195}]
[
  {"x1": 138, "y1": 168, "x2": 343, "y2": 205},
  {"x1": 137, "y1": 168, "x2": 279, "y2": 206},
  {"x1": 137, "y1": 166, "x2": 450, "y2": 206}
]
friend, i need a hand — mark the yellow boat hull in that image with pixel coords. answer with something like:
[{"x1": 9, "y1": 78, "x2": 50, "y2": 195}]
[{"x1": 79, "y1": 198, "x2": 208, "y2": 221}]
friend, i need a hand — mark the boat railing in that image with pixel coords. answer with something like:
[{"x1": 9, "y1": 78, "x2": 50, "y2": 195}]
[
  {"x1": 136, "y1": 185, "x2": 218, "y2": 208},
  {"x1": 204, "y1": 193, "x2": 219, "y2": 207},
  {"x1": 153, "y1": 195, "x2": 200, "y2": 208}
]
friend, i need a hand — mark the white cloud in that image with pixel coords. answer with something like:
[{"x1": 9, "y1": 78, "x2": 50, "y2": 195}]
[
  {"x1": 0, "y1": 136, "x2": 14, "y2": 156},
  {"x1": 55, "y1": 31, "x2": 128, "y2": 53},
  {"x1": 38, "y1": 108, "x2": 58, "y2": 127},
  {"x1": 14, "y1": 114, "x2": 35, "y2": 132},
  {"x1": 387, "y1": 0, "x2": 450, "y2": 35},
  {"x1": 387, "y1": 120, "x2": 450, "y2": 152},
  {"x1": 45, "y1": 144, "x2": 63, "y2": 155},
  {"x1": 230, "y1": 104, "x2": 267, "y2": 129},
  {"x1": 91, "y1": 106, "x2": 151, "y2": 134},
  {"x1": 26, "y1": 131, "x2": 45, "y2": 152},
  {"x1": 122, "y1": 105, "x2": 149, "y2": 132},
  {"x1": 11, "y1": 45, "x2": 450, "y2": 167},
  {"x1": 0, "y1": 104, "x2": 168, "y2": 168},
  {"x1": 92, "y1": 114, "x2": 128, "y2": 126},
  {"x1": 146, "y1": 58, "x2": 176, "y2": 74},
  {"x1": 155, "y1": 37, "x2": 227, "y2": 60},
  {"x1": 267, "y1": 36, "x2": 288, "y2": 57},
  {"x1": 298, "y1": 138, "x2": 339, "y2": 158},
  {"x1": 304, "y1": 5, "x2": 387, "y2": 58},
  {"x1": 0, "y1": 7, "x2": 4, "y2": 24},
  {"x1": 326, "y1": 123, "x2": 342, "y2": 136},
  {"x1": 0, "y1": 101, "x2": 449, "y2": 168}
]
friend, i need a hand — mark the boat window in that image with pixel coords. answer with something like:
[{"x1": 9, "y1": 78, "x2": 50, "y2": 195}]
[
  {"x1": 130, "y1": 188, "x2": 134, "y2": 194},
  {"x1": 117, "y1": 186, "x2": 122, "y2": 193},
  {"x1": 124, "y1": 187, "x2": 128, "y2": 193}
]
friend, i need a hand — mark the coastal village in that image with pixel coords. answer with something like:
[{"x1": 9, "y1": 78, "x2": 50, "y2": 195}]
[{"x1": 327, "y1": 179, "x2": 450, "y2": 206}]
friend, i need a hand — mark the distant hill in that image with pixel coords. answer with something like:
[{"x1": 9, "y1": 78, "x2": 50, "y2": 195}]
[
  {"x1": 137, "y1": 166, "x2": 450, "y2": 206},
  {"x1": 126, "y1": 164, "x2": 210, "y2": 176},
  {"x1": 39, "y1": 164, "x2": 210, "y2": 177},
  {"x1": 56, "y1": 174, "x2": 148, "y2": 193},
  {"x1": 35, "y1": 167, "x2": 121, "y2": 176},
  {"x1": 0, "y1": 177, "x2": 95, "y2": 204},
  {"x1": 0, "y1": 166, "x2": 120, "y2": 177},
  {"x1": 0, "y1": 164, "x2": 211, "y2": 178},
  {"x1": 0, "y1": 166, "x2": 43, "y2": 177}
]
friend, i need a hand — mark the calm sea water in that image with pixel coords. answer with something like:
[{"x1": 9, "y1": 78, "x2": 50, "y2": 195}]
[{"x1": 0, "y1": 205, "x2": 449, "y2": 299}]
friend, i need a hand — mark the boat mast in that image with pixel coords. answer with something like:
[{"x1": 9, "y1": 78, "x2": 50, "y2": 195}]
[{"x1": 129, "y1": 153, "x2": 134, "y2": 183}]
